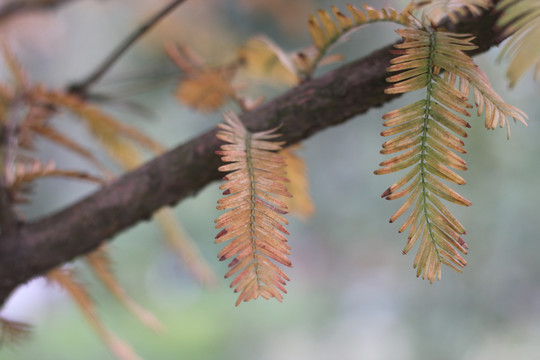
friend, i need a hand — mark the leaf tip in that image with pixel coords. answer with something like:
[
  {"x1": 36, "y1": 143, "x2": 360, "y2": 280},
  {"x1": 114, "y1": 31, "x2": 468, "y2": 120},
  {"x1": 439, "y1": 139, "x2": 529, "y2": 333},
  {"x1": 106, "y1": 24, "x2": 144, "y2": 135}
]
[
  {"x1": 215, "y1": 228, "x2": 227, "y2": 239},
  {"x1": 458, "y1": 237, "x2": 469, "y2": 250}
]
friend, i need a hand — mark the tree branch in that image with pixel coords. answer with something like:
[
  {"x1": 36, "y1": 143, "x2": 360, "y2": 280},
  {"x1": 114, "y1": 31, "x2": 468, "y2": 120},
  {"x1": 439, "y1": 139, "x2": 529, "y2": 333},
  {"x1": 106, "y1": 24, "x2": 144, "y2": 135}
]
[
  {"x1": 67, "y1": 0, "x2": 188, "y2": 95},
  {"x1": 0, "y1": 5, "x2": 508, "y2": 304}
]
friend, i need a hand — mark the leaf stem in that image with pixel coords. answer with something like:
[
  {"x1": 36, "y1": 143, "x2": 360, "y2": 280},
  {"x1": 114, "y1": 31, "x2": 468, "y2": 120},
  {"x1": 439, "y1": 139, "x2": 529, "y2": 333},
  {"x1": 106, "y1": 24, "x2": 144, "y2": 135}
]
[
  {"x1": 244, "y1": 132, "x2": 261, "y2": 289},
  {"x1": 420, "y1": 31, "x2": 441, "y2": 263}
]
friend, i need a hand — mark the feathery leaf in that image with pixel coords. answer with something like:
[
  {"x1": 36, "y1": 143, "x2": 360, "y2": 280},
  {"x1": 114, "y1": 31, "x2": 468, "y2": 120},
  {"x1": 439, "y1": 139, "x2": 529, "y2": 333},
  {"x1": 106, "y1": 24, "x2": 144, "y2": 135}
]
[
  {"x1": 280, "y1": 146, "x2": 315, "y2": 220},
  {"x1": 166, "y1": 43, "x2": 237, "y2": 111},
  {"x1": 176, "y1": 70, "x2": 236, "y2": 112},
  {"x1": 33, "y1": 88, "x2": 165, "y2": 151},
  {"x1": 32, "y1": 89, "x2": 166, "y2": 169},
  {"x1": 376, "y1": 27, "x2": 480, "y2": 281},
  {"x1": 215, "y1": 111, "x2": 292, "y2": 306},
  {"x1": 31, "y1": 125, "x2": 113, "y2": 176},
  {"x1": 305, "y1": 4, "x2": 411, "y2": 75},
  {"x1": 1, "y1": 44, "x2": 29, "y2": 91},
  {"x1": 379, "y1": 26, "x2": 526, "y2": 280},
  {"x1": 7, "y1": 160, "x2": 103, "y2": 187}
]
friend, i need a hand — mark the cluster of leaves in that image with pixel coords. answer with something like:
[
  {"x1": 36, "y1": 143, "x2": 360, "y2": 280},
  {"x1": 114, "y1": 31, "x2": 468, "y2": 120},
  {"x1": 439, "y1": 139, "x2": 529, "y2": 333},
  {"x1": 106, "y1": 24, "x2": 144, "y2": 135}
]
[
  {"x1": 413, "y1": 0, "x2": 540, "y2": 87},
  {"x1": 173, "y1": 0, "x2": 537, "y2": 306},
  {"x1": 306, "y1": 3, "x2": 411, "y2": 74},
  {"x1": 169, "y1": 3, "x2": 412, "y2": 110},
  {"x1": 160, "y1": 0, "x2": 535, "y2": 304},
  {"x1": 375, "y1": 26, "x2": 526, "y2": 281},
  {"x1": 173, "y1": 0, "x2": 531, "y2": 303},
  {"x1": 163, "y1": 6, "x2": 421, "y2": 303},
  {"x1": 164, "y1": 43, "x2": 316, "y2": 306},
  {"x1": 0, "y1": 46, "x2": 217, "y2": 359}
]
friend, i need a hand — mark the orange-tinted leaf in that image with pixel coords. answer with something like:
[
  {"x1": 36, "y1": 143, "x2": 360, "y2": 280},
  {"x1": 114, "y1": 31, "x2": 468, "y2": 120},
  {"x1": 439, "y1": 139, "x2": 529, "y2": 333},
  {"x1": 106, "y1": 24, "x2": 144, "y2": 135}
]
[
  {"x1": 176, "y1": 71, "x2": 235, "y2": 112},
  {"x1": 238, "y1": 36, "x2": 299, "y2": 86},
  {"x1": 308, "y1": 15, "x2": 327, "y2": 50},
  {"x1": 280, "y1": 146, "x2": 315, "y2": 220},
  {"x1": 216, "y1": 112, "x2": 291, "y2": 305}
]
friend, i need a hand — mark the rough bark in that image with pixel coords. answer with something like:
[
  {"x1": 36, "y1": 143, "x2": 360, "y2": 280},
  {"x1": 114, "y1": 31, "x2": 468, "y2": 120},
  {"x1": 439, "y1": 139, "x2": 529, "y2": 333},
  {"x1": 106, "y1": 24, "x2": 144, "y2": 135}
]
[{"x1": 0, "y1": 4, "x2": 508, "y2": 305}]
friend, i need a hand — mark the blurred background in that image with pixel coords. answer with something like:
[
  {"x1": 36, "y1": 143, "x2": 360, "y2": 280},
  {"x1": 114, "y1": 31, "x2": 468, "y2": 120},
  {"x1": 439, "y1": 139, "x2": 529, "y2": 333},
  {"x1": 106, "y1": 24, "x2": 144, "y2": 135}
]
[{"x1": 0, "y1": 0, "x2": 539, "y2": 359}]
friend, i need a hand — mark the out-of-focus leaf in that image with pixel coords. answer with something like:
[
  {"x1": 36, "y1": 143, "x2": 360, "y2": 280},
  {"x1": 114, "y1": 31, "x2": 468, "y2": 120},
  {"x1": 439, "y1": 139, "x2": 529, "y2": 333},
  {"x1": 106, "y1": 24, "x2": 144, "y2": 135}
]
[
  {"x1": 497, "y1": 0, "x2": 540, "y2": 87},
  {"x1": 155, "y1": 208, "x2": 218, "y2": 287},
  {"x1": 304, "y1": 4, "x2": 411, "y2": 76},
  {"x1": 86, "y1": 247, "x2": 166, "y2": 334},
  {"x1": 32, "y1": 125, "x2": 113, "y2": 176},
  {"x1": 7, "y1": 160, "x2": 104, "y2": 203},
  {"x1": 281, "y1": 146, "x2": 315, "y2": 220},
  {"x1": 32, "y1": 89, "x2": 165, "y2": 154},
  {"x1": 164, "y1": 42, "x2": 204, "y2": 74},
  {"x1": 0, "y1": 317, "x2": 31, "y2": 346},
  {"x1": 47, "y1": 269, "x2": 144, "y2": 360},
  {"x1": 176, "y1": 70, "x2": 235, "y2": 112},
  {"x1": 318, "y1": 53, "x2": 345, "y2": 67},
  {"x1": 166, "y1": 42, "x2": 238, "y2": 112},
  {"x1": 1, "y1": 44, "x2": 28, "y2": 91},
  {"x1": 238, "y1": 36, "x2": 299, "y2": 86},
  {"x1": 412, "y1": 0, "x2": 491, "y2": 23}
]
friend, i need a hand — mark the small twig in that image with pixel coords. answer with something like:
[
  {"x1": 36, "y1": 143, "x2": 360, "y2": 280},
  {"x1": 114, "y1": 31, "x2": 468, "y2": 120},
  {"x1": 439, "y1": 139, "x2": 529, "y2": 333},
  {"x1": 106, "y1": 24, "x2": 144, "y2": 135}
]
[{"x1": 68, "y1": 0, "x2": 188, "y2": 96}]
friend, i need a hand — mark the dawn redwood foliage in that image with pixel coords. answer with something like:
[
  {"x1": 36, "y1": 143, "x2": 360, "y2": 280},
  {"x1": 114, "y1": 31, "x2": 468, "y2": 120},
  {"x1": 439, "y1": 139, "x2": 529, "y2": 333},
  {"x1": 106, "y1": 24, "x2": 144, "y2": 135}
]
[{"x1": 0, "y1": 0, "x2": 538, "y2": 358}]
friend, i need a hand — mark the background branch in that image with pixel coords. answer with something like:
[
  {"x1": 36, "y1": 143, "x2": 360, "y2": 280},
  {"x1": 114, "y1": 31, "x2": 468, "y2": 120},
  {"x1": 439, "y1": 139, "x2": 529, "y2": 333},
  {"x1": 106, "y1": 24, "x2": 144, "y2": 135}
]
[
  {"x1": 0, "y1": 4, "x2": 507, "y2": 305},
  {"x1": 67, "y1": 0, "x2": 188, "y2": 96}
]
